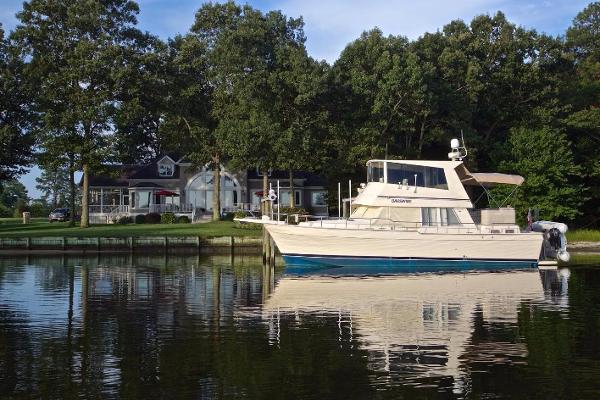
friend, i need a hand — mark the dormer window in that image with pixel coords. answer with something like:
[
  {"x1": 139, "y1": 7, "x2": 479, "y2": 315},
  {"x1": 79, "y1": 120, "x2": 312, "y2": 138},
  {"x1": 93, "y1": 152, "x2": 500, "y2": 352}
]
[
  {"x1": 157, "y1": 157, "x2": 176, "y2": 177},
  {"x1": 159, "y1": 164, "x2": 173, "y2": 177}
]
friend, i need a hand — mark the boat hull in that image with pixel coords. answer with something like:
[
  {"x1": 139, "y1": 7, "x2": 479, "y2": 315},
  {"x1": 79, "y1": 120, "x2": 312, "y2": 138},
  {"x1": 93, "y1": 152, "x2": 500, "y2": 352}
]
[{"x1": 266, "y1": 225, "x2": 544, "y2": 270}]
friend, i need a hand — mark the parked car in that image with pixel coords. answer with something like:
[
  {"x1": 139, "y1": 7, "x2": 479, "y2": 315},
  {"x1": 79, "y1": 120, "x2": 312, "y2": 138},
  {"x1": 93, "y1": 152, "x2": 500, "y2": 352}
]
[{"x1": 48, "y1": 208, "x2": 70, "y2": 222}]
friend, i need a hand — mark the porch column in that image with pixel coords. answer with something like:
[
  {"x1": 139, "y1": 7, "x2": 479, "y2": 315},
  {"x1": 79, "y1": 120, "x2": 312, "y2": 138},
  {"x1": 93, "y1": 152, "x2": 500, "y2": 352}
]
[{"x1": 100, "y1": 188, "x2": 103, "y2": 214}]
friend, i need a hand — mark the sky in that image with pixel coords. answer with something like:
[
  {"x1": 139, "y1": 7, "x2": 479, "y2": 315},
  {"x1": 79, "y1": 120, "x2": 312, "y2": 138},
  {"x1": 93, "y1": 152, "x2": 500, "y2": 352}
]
[{"x1": 0, "y1": 0, "x2": 590, "y2": 198}]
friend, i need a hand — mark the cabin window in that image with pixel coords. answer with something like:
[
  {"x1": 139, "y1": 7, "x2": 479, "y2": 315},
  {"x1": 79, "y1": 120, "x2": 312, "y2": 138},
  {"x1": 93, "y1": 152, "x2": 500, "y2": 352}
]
[
  {"x1": 440, "y1": 208, "x2": 460, "y2": 225},
  {"x1": 367, "y1": 161, "x2": 385, "y2": 183},
  {"x1": 387, "y1": 164, "x2": 448, "y2": 190},
  {"x1": 421, "y1": 208, "x2": 439, "y2": 226}
]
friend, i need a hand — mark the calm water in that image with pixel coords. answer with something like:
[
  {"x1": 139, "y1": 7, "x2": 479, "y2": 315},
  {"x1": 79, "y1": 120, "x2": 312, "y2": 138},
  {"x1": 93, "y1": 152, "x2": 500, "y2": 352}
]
[{"x1": 1, "y1": 254, "x2": 600, "y2": 399}]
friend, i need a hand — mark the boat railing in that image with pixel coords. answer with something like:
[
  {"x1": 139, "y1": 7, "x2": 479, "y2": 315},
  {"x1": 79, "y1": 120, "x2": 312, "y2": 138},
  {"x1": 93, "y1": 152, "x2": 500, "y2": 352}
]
[{"x1": 289, "y1": 215, "x2": 520, "y2": 233}]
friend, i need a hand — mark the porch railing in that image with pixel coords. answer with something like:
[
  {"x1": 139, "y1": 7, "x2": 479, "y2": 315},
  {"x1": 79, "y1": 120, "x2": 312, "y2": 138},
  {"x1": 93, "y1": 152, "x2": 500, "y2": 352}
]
[
  {"x1": 148, "y1": 204, "x2": 194, "y2": 214},
  {"x1": 89, "y1": 205, "x2": 129, "y2": 215}
]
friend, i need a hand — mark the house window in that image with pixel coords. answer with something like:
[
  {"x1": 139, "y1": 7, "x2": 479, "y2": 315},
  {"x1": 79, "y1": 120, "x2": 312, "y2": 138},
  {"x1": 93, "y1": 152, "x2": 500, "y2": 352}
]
[
  {"x1": 311, "y1": 191, "x2": 327, "y2": 207},
  {"x1": 158, "y1": 163, "x2": 174, "y2": 177},
  {"x1": 137, "y1": 191, "x2": 151, "y2": 209},
  {"x1": 279, "y1": 190, "x2": 302, "y2": 207}
]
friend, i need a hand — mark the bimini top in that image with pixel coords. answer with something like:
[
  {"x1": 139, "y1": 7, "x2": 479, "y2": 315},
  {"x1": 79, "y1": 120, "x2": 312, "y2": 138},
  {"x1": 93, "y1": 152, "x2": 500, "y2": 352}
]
[
  {"x1": 461, "y1": 172, "x2": 524, "y2": 186},
  {"x1": 455, "y1": 163, "x2": 524, "y2": 187}
]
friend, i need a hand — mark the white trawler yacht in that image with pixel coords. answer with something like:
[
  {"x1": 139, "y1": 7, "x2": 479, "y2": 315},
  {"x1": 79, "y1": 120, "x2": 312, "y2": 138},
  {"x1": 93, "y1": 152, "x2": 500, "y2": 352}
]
[{"x1": 241, "y1": 139, "x2": 569, "y2": 269}]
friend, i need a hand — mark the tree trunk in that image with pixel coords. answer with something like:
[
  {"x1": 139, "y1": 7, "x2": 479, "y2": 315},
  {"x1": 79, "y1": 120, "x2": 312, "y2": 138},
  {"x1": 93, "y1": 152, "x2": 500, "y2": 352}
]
[
  {"x1": 262, "y1": 172, "x2": 268, "y2": 216},
  {"x1": 289, "y1": 170, "x2": 295, "y2": 208},
  {"x1": 68, "y1": 156, "x2": 76, "y2": 226},
  {"x1": 212, "y1": 156, "x2": 221, "y2": 221},
  {"x1": 52, "y1": 181, "x2": 59, "y2": 209},
  {"x1": 417, "y1": 117, "x2": 427, "y2": 158},
  {"x1": 80, "y1": 163, "x2": 89, "y2": 228}
]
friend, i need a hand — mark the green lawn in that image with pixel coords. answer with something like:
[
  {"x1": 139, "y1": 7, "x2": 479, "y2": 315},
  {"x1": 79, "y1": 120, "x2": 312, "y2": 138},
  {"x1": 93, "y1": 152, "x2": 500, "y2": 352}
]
[
  {"x1": 0, "y1": 218, "x2": 261, "y2": 238},
  {"x1": 1, "y1": 217, "x2": 597, "y2": 242},
  {"x1": 566, "y1": 229, "x2": 600, "y2": 243}
]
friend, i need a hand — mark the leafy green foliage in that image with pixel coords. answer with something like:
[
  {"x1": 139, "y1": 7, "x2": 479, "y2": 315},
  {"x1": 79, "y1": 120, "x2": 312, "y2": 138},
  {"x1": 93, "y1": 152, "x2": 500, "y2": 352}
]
[
  {"x1": 0, "y1": 180, "x2": 28, "y2": 209},
  {"x1": 0, "y1": 204, "x2": 11, "y2": 218},
  {"x1": 116, "y1": 216, "x2": 134, "y2": 225},
  {"x1": 145, "y1": 213, "x2": 161, "y2": 224},
  {"x1": 497, "y1": 127, "x2": 584, "y2": 221},
  {"x1": 134, "y1": 214, "x2": 146, "y2": 224},
  {"x1": 13, "y1": 0, "x2": 148, "y2": 227},
  {"x1": 160, "y1": 212, "x2": 176, "y2": 224},
  {"x1": 28, "y1": 201, "x2": 51, "y2": 217},
  {"x1": 12, "y1": 198, "x2": 29, "y2": 218},
  {"x1": 35, "y1": 165, "x2": 70, "y2": 208},
  {"x1": 176, "y1": 216, "x2": 191, "y2": 224},
  {"x1": 0, "y1": 24, "x2": 35, "y2": 181}
]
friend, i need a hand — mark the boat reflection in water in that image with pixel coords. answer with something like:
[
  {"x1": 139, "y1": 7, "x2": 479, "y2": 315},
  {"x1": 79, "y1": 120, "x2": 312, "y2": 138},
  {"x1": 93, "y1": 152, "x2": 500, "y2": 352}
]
[{"x1": 262, "y1": 266, "x2": 567, "y2": 389}]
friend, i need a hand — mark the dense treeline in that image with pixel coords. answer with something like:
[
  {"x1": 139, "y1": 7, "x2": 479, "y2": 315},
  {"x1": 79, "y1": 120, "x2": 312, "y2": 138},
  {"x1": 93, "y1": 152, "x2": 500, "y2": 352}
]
[{"x1": 0, "y1": 0, "x2": 598, "y2": 226}]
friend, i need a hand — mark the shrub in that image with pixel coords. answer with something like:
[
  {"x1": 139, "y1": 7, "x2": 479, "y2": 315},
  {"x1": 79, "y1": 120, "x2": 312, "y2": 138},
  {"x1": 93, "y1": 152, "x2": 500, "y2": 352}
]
[
  {"x1": 279, "y1": 206, "x2": 308, "y2": 215},
  {"x1": 234, "y1": 221, "x2": 262, "y2": 230},
  {"x1": 177, "y1": 215, "x2": 191, "y2": 224},
  {"x1": 222, "y1": 212, "x2": 235, "y2": 221},
  {"x1": 134, "y1": 214, "x2": 146, "y2": 224},
  {"x1": 116, "y1": 216, "x2": 133, "y2": 225},
  {"x1": 29, "y1": 202, "x2": 50, "y2": 217},
  {"x1": 0, "y1": 204, "x2": 12, "y2": 218},
  {"x1": 160, "y1": 212, "x2": 176, "y2": 224},
  {"x1": 279, "y1": 206, "x2": 309, "y2": 225},
  {"x1": 145, "y1": 212, "x2": 161, "y2": 224},
  {"x1": 233, "y1": 210, "x2": 248, "y2": 220}
]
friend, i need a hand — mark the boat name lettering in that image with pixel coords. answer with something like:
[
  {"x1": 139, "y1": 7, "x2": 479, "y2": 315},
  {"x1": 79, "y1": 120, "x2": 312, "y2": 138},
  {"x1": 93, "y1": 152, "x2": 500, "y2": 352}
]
[{"x1": 390, "y1": 198, "x2": 412, "y2": 204}]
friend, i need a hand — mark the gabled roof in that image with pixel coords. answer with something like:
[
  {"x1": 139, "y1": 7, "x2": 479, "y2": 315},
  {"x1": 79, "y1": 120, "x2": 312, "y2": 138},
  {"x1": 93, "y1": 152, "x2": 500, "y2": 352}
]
[
  {"x1": 247, "y1": 169, "x2": 327, "y2": 187},
  {"x1": 86, "y1": 165, "x2": 143, "y2": 187},
  {"x1": 157, "y1": 155, "x2": 176, "y2": 164},
  {"x1": 129, "y1": 160, "x2": 180, "y2": 180},
  {"x1": 128, "y1": 182, "x2": 164, "y2": 188}
]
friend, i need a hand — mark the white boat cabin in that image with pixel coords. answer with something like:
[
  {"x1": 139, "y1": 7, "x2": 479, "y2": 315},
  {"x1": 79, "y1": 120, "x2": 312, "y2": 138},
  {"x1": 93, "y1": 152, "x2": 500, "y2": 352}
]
[{"x1": 328, "y1": 159, "x2": 523, "y2": 234}]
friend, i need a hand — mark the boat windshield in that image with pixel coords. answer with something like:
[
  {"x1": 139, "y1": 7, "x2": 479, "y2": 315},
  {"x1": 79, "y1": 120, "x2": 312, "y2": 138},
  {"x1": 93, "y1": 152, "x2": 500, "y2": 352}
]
[
  {"x1": 387, "y1": 163, "x2": 448, "y2": 190},
  {"x1": 367, "y1": 161, "x2": 385, "y2": 183}
]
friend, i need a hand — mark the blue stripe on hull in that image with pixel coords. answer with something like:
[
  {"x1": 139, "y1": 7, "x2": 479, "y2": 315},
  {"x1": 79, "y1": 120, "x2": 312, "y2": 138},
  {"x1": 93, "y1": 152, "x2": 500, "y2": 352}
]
[{"x1": 282, "y1": 254, "x2": 538, "y2": 275}]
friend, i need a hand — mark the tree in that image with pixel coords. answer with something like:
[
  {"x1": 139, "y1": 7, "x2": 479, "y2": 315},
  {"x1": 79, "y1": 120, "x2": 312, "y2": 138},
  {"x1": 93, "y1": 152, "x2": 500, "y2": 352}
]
[
  {"x1": 498, "y1": 126, "x2": 583, "y2": 221},
  {"x1": 0, "y1": 179, "x2": 28, "y2": 209},
  {"x1": 0, "y1": 23, "x2": 35, "y2": 182},
  {"x1": 161, "y1": 34, "x2": 219, "y2": 219},
  {"x1": 35, "y1": 164, "x2": 70, "y2": 208},
  {"x1": 271, "y1": 50, "x2": 330, "y2": 207},
  {"x1": 565, "y1": 2, "x2": 600, "y2": 225},
  {"x1": 13, "y1": 0, "x2": 147, "y2": 227},
  {"x1": 112, "y1": 33, "x2": 170, "y2": 164},
  {"x1": 190, "y1": 2, "x2": 309, "y2": 216},
  {"x1": 329, "y1": 30, "x2": 409, "y2": 172}
]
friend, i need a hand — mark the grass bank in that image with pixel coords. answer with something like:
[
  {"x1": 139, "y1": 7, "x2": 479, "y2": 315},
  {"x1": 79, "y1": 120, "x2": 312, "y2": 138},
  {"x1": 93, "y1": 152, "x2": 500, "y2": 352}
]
[
  {"x1": 0, "y1": 218, "x2": 261, "y2": 238},
  {"x1": 566, "y1": 229, "x2": 600, "y2": 243}
]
